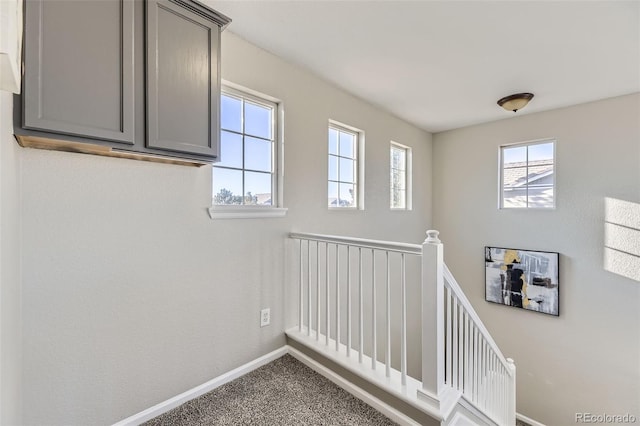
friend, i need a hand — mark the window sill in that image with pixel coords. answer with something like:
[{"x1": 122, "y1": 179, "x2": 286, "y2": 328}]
[{"x1": 208, "y1": 206, "x2": 288, "y2": 219}]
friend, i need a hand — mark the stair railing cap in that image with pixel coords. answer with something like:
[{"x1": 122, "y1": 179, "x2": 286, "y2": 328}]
[{"x1": 425, "y1": 230, "x2": 441, "y2": 244}]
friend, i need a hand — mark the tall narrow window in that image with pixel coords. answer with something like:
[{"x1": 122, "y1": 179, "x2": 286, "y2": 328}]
[
  {"x1": 213, "y1": 87, "x2": 278, "y2": 206},
  {"x1": 328, "y1": 122, "x2": 362, "y2": 209},
  {"x1": 390, "y1": 142, "x2": 411, "y2": 209},
  {"x1": 500, "y1": 139, "x2": 555, "y2": 208}
]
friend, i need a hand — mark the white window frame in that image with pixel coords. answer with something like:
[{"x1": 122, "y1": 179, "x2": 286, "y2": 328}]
[
  {"x1": 209, "y1": 82, "x2": 287, "y2": 219},
  {"x1": 390, "y1": 141, "x2": 412, "y2": 210},
  {"x1": 499, "y1": 138, "x2": 556, "y2": 210},
  {"x1": 328, "y1": 120, "x2": 365, "y2": 210}
]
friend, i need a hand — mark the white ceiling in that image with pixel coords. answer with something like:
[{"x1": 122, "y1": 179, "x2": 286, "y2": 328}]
[{"x1": 209, "y1": 0, "x2": 640, "y2": 133}]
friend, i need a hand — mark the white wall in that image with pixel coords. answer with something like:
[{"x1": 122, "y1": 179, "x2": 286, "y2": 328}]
[
  {"x1": 432, "y1": 94, "x2": 640, "y2": 425},
  {"x1": 0, "y1": 90, "x2": 22, "y2": 425},
  {"x1": 18, "y1": 31, "x2": 432, "y2": 425}
]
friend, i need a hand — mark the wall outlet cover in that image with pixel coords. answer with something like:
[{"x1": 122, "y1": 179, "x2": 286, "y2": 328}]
[{"x1": 260, "y1": 308, "x2": 270, "y2": 327}]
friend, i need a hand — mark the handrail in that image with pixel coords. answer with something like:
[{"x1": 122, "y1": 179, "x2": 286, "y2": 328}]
[
  {"x1": 289, "y1": 232, "x2": 422, "y2": 255},
  {"x1": 443, "y1": 264, "x2": 513, "y2": 376}
]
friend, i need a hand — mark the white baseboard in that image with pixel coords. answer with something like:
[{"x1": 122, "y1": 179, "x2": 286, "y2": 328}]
[
  {"x1": 112, "y1": 347, "x2": 288, "y2": 426},
  {"x1": 517, "y1": 412, "x2": 546, "y2": 426},
  {"x1": 287, "y1": 345, "x2": 422, "y2": 426}
]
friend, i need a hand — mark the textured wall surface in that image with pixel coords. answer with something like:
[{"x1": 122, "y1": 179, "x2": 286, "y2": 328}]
[
  {"x1": 0, "y1": 91, "x2": 22, "y2": 426},
  {"x1": 18, "y1": 31, "x2": 432, "y2": 425},
  {"x1": 432, "y1": 94, "x2": 640, "y2": 425}
]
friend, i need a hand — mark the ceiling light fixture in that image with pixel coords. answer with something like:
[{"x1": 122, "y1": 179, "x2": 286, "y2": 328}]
[{"x1": 497, "y1": 93, "x2": 534, "y2": 112}]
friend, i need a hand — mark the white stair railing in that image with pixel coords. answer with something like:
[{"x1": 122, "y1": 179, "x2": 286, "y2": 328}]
[
  {"x1": 290, "y1": 232, "x2": 422, "y2": 386},
  {"x1": 288, "y1": 230, "x2": 516, "y2": 426},
  {"x1": 420, "y1": 231, "x2": 516, "y2": 425}
]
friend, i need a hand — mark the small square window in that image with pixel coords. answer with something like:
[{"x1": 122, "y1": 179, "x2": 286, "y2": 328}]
[{"x1": 500, "y1": 140, "x2": 555, "y2": 209}]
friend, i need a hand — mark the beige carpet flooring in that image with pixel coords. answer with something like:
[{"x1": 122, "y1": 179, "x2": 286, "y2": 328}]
[{"x1": 144, "y1": 354, "x2": 397, "y2": 425}]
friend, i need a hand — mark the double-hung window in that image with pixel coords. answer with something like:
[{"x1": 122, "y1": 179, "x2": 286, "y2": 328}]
[
  {"x1": 500, "y1": 139, "x2": 555, "y2": 209},
  {"x1": 212, "y1": 86, "x2": 284, "y2": 217},
  {"x1": 328, "y1": 122, "x2": 362, "y2": 209}
]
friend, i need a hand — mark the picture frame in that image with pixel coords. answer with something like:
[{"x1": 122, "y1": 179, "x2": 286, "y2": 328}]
[{"x1": 485, "y1": 246, "x2": 559, "y2": 316}]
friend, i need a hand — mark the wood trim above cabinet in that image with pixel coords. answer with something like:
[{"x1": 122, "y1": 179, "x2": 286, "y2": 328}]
[{"x1": 15, "y1": 135, "x2": 208, "y2": 167}]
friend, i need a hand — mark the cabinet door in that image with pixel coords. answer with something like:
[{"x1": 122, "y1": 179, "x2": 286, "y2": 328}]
[
  {"x1": 23, "y1": 0, "x2": 136, "y2": 144},
  {"x1": 146, "y1": 0, "x2": 220, "y2": 158}
]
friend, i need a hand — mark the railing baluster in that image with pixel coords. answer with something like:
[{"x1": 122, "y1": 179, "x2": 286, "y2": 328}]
[
  {"x1": 484, "y1": 340, "x2": 489, "y2": 410},
  {"x1": 479, "y1": 338, "x2": 484, "y2": 408},
  {"x1": 335, "y1": 244, "x2": 340, "y2": 351},
  {"x1": 452, "y1": 297, "x2": 458, "y2": 390},
  {"x1": 464, "y1": 311, "x2": 469, "y2": 396},
  {"x1": 358, "y1": 247, "x2": 363, "y2": 363},
  {"x1": 458, "y1": 302, "x2": 464, "y2": 390},
  {"x1": 400, "y1": 252, "x2": 407, "y2": 386},
  {"x1": 500, "y1": 359, "x2": 504, "y2": 422},
  {"x1": 371, "y1": 249, "x2": 377, "y2": 370},
  {"x1": 487, "y1": 350, "x2": 492, "y2": 416},
  {"x1": 326, "y1": 242, "x2": 330, "y2": 346},
  {"x1": 347, "y1": 246, "x2": 351, "y2": 357},
  {"x1": 491, "y1": 353, "x2": 497, "y2": 418},
  {"x1": 299, "y1": 239, "x2": 303, "y2": 332},
  {"x1": 385, "y1": 251, "x2": 391, "y2": 378},
  {"x1": 446, "y1": 286, "x2": 452, "y2": 387},
  {"x1": 504, "y1": 366, "x2": 509, "y2": 424},
  {"x1": 473, "y1": 325, "x2": 479, "y2": 403},
  {"x1": 307, "y1": 240, "x2": 311, "y2": 336},
  {"x1": 488, "y1": 343, "x2": 492, "y2": 412},
  {"x1": 316, "y1": 241, "x2": 320, "y2": 341}
]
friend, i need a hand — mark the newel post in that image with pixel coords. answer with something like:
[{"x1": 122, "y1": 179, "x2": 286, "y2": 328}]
[{"x1": 418, "y1": 230, "x2": 446, "y2": 402}]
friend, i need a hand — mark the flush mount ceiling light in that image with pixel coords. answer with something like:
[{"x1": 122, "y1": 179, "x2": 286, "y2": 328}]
[{"x1": 497, "y1": 93, "x2": 534, "y2": 112}]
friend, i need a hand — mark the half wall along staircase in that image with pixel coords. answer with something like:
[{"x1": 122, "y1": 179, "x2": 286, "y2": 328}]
[{"x1": 287, "y1": 231, "x2": 516, "y2": 426}]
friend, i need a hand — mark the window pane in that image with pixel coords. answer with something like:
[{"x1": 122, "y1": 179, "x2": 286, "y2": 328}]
[
  {"x1": 328, "y1": 155, "x2": 338, "y2": 181},
  {"x1": 245, "y1": 171, "x2": 272, "y2": 205},
  {"x1": 329, "y1": 128, "x2": 338, "y2": 155},
  {"x1": 528, "y1": 143, "x2": 554, "y2": 162},
  {"x1": 391, "y1": 147, "x2": 405, "y2": 170},
  {"x1": 503, "y1": 190, "x2": 527, "y2": 208},
  {"x1": 328, "y1": 182, "x2": 338, "y2": 207},
  {"x1": 244, "y1": 101, "x2": 272, "y2": 139},
  {"x1": 503, "y1": 146, "x2": 526, "y2": 166},
  {"x1": 502, "y1": 166, "x2": 527, "y2": 188},
  {"x1": 213, "y1": 168, "x2": 243, "y2": 205},
  {"x1": 245, "y1": 136, "x2": 272, "y2": 172},
  {"x1": 528, "y1": 186, "x2": 554, "y2": 208},
  {"x1": 391, "y1": 170, "x2": 405, "y2": 190},
  {"x1": 392, "y1": 188, "x2": 406, "y2": 209},
  {"x1": 339, "y1": 157, "x2": 354, "y2": 183},
  {"x1": 339, "y1": 183, "x2": 355, "y2": 207},
  {"x1": 339, "y1": 131, "x2": 355, "y2": 158},
  {"x1": 217, "y1": 131, "x2": 242, "y2": 169},
  {"x1": 221, "y1": 94, "x2": 242, "y2": 132}
]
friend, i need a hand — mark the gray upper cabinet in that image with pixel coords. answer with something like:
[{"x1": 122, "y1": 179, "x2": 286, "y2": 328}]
[
  {"x1": 20, "y1": 0, "x2": 231, "y2": 163},
  {"x1": 146, "y1": 0, "x2": 221, "y2": 158},
  {"x1": 23, "y1": 0, "x2": 136, "y2": 144}
]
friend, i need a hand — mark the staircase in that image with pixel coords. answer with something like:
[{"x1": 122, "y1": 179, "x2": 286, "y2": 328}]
[{"x1": 287, "y1": 230, "x2": 516, "y2": 426}]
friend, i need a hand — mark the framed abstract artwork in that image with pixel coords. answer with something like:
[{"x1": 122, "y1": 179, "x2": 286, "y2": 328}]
[{"x1": 485, "y1": 246, "x2": 559, "y2": 316}]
